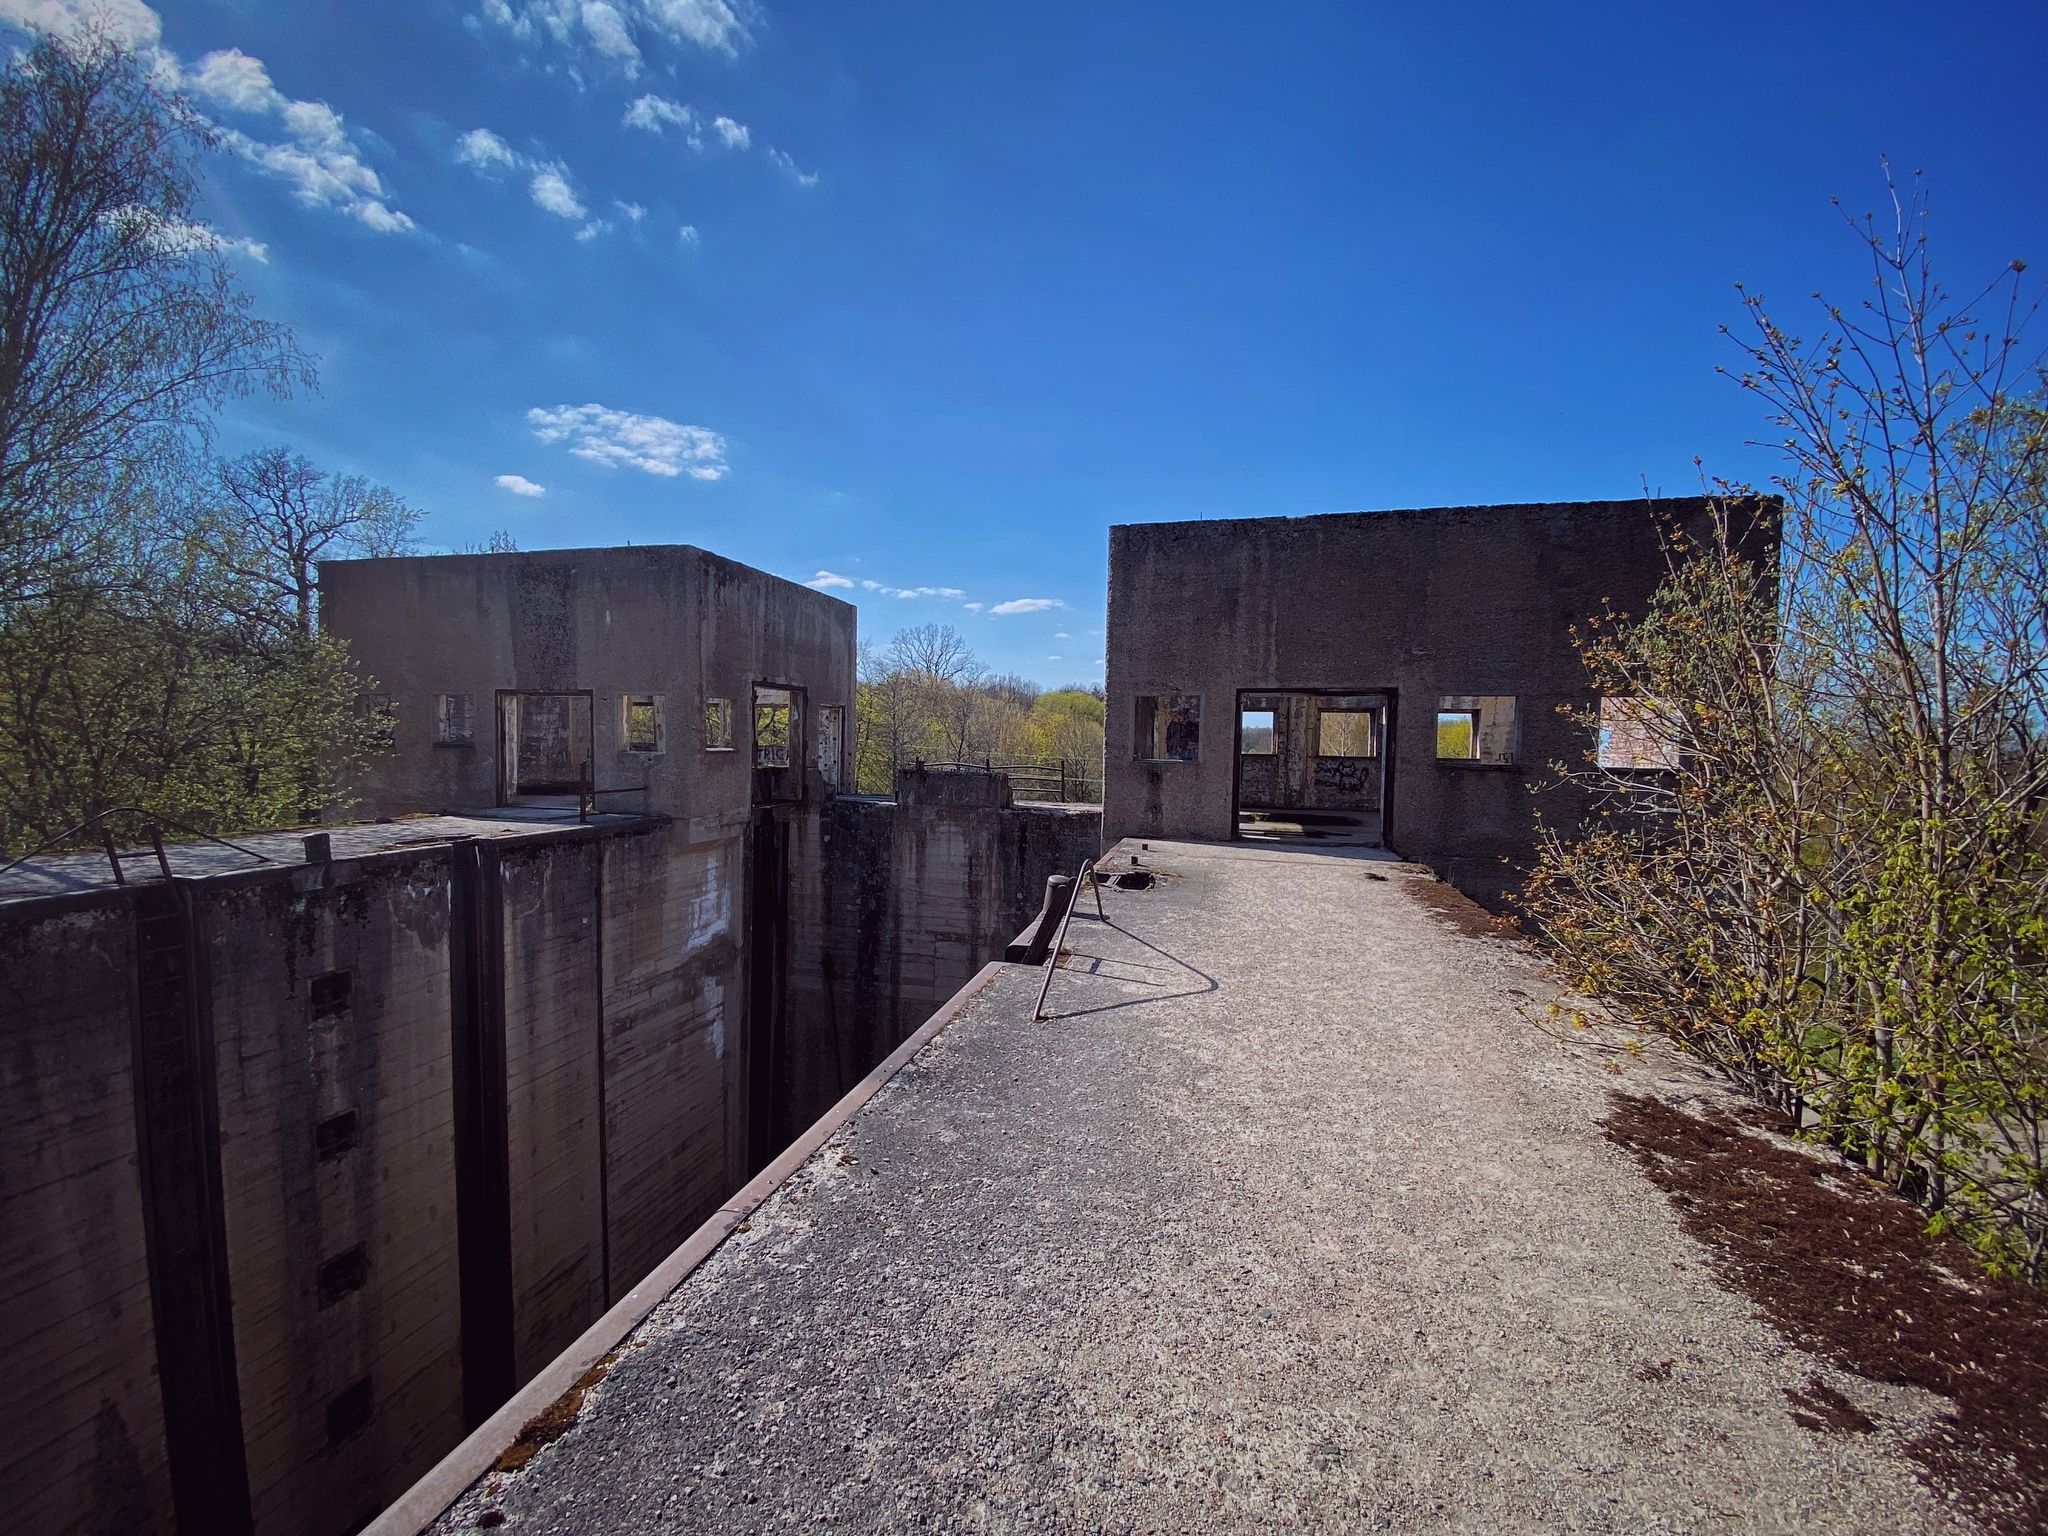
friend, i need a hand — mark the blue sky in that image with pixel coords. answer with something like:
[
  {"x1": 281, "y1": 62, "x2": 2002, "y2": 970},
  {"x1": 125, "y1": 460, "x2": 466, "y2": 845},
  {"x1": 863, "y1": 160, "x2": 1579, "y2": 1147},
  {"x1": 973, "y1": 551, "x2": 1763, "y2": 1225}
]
[{"x1": 9, "y1": 1, "x2": 2047, "y2": 685}]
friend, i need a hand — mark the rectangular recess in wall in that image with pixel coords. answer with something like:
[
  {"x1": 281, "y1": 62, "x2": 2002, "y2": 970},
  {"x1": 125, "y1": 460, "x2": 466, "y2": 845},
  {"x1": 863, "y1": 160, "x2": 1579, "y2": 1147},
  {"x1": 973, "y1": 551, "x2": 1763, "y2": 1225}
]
[
  {"x1": 1135, "y1": 694, "x2": 1200, "y2": 762},
  {"x1": 325, "y1": 1379, "x2": 372, "y2": 1446},
  {"x1": 317, "y1": 1244, "x2": 369, "y2": 1307},
  {"x1": 703, "y1": 697, "x2": 734, "y2": 750},
  {"x1": 314, "y1": 1108, "x2": 361, "y2": 1162},
  {"x1": 435, "y1": 692, "x2": 474, "y2": 746},
  {"x1": 754, "y1": 687, "x2": 796, "y2": 767},
  {"x1": 309, "y1": 970, "x2": 352, "y2": 1021},
  {"x1": 621, "y1": 693, "x2": 665, "y2": 753}
]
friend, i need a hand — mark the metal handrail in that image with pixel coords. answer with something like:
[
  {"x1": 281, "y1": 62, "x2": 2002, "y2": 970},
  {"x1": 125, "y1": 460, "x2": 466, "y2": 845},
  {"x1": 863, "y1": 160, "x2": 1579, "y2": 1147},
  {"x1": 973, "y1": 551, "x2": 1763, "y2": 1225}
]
[
  {"x1": 0, "y1": 805, "x2": 281, "y2": 887},
  {"x1": 1032, "y1": 858, "x2": 1105, "y2": 1020},
  {"x1": 905, "y1": 758, "x2": 1097, "y2": 802}
]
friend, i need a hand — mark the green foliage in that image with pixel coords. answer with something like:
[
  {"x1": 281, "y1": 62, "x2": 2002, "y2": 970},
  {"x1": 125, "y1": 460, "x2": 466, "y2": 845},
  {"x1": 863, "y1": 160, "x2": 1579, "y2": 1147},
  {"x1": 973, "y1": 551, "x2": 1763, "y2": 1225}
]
[{"x1": 1528, "y1": 184, "x2": 2048, "y2": 1284}]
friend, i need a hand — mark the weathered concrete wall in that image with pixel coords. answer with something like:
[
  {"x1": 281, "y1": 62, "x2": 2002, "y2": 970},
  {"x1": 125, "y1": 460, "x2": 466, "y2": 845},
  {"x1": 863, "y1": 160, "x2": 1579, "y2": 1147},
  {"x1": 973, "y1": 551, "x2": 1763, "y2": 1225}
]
[
  {"x1": 784, "y1": 772, "x2": 1101, "y2": 1136},
  {"x1": 320, "y1": 546, "x2": 856, "y2": 821},
  {"x1": 203, "y1": 856, "x2": 465, "y2": 1536},
  {"x1": 1104, "y1": 499, "x2": 1775, "y2": 907},
  {"x1": 2, "y1": 769, "x2": 1095, "y2": 1534},
  {"x1": 0, "y1": 898, "x2": 174, "y2": 1536}
]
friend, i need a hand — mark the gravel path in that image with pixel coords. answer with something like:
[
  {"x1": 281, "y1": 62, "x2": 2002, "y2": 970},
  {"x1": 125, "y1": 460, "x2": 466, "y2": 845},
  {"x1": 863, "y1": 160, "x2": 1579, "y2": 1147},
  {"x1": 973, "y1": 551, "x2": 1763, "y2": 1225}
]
[{"x1": 436, "y1": 839, "x2": 1966, "y2": 1535}]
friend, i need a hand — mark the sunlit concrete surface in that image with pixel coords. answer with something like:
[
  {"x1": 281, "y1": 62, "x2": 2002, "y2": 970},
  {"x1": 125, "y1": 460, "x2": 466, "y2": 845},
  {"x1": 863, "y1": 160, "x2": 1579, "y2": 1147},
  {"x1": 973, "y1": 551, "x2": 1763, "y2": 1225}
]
[{"x1": 432, "y1": 839, "x2": 1961, "y2": 1535}]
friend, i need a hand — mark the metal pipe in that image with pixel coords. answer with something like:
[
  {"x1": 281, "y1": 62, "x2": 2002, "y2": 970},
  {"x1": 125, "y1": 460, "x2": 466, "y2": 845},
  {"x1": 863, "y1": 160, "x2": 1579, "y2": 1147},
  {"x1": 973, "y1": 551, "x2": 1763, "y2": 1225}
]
[{"x1": 1032, "y1": 857, "x2": 1095, "y2": 1021}]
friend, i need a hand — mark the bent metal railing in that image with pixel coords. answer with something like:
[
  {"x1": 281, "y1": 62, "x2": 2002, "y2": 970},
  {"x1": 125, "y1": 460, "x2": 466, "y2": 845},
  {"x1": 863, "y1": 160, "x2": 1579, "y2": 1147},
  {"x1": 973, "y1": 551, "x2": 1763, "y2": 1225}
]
[
  {"x1": 907, "y1": 758, "x2": 1098, "y2": 803},
  {"x1": 1032, "y1": 858, "x2": 1105, "y2": 1021}
]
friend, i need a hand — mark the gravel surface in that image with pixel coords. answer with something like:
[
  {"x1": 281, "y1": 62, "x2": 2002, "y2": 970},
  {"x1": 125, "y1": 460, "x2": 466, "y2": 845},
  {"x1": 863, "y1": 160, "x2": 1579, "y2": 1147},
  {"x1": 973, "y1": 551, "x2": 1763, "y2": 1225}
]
[{"x1": 434, "y1": 839, "x2": 1967, "y2": 1535}]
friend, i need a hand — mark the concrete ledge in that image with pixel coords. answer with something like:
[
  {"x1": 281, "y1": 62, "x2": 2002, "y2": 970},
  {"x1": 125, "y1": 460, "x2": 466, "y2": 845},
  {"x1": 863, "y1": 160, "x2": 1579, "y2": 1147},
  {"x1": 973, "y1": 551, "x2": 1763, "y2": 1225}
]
[{"x1": 360, "y1": 960, "x2": 1009, "y2": 1536}]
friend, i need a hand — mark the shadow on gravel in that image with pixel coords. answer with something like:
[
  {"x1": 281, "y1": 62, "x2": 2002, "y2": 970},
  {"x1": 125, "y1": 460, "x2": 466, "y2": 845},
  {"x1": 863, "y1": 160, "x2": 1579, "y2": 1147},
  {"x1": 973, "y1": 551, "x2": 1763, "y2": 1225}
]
[{"x1": 1604, "y1": 1093, "x2": 2048, "y2": 1536}]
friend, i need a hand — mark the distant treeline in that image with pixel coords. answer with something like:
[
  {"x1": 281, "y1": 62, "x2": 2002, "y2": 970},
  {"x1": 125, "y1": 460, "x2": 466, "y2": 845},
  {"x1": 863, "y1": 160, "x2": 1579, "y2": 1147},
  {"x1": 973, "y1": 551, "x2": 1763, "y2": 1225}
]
[{"x1": 854, "y1": 623, "x2": 1105, "y2": 800}]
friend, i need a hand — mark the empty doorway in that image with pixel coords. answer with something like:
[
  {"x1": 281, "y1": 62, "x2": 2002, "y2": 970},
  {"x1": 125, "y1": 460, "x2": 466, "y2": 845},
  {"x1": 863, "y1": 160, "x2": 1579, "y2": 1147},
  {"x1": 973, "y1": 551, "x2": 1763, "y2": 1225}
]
[
  {"x1": 497, "y1": 691, "x2": 595, "y2": 805},
  {"x1": 1235, "y1": 691, "x2": 1387, "y2": 846}
]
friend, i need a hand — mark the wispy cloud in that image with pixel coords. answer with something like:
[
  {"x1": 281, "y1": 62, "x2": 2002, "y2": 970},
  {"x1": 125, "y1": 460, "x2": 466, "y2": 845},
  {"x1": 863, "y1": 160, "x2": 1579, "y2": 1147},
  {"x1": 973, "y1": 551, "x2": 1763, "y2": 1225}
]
[
  {"x1": 678, "y1": 223, "x2": 701, "y2": 245},
  {"x1": 453, "y1": 128, "x2": 608, "y2": 234},
  {"x1": 495, "y1": 473, "x2": 546, "y2": 497},
  {"x1": 528, "y1": 165, "x2": 585, "y2": 219},
  {"x1": 712, "y1": 115, "x2": 750, "y2": 150},
  {"x1": 622, "y1": 93, "x2": 696, "y2": 140},
  {"x1": 990, "y1": 597, "x2": 1060, "y2": 615},
  {"x1": 962, "y1": 602, "x2": 983, "y2": 612},
  {"x1": 806, "y1": 571, "x2": 855, "y2": 589},
  {"x1": 527, "y1": 403, "x2": 728, "y2": 480},
  {"x1": 475, "y1": 0, "x2": 754, "y2": 73},
  {"x1": 454, "y1": 127, "x2": 520, "y2": 169},
  {"x1": 768, "y1": 147, "x2": 819, "y2": 187},
  {"x1": 169, "y1": 47, "x2": 416, "y2": 232},
  {"x1": 858, "y1": 580, "x2": 966, "y2": 599}
]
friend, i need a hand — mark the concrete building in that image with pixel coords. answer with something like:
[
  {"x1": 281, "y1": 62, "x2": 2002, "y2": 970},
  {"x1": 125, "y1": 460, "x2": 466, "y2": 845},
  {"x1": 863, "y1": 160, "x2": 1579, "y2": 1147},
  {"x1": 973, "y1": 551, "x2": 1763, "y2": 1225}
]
[{"x1": 1102, "y1": 497, "x2": 1775, "y2": 907}]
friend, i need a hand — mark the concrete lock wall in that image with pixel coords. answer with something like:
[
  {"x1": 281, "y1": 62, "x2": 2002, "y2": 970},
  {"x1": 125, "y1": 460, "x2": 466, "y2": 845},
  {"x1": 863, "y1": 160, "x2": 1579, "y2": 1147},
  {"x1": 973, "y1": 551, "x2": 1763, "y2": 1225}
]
[
  {"x1": 1103, "y1": 498, "x2": 1775, "y2": 908},
  {"x1": 1, "y1": 787, "x2": 1101, "y2": 1536}
]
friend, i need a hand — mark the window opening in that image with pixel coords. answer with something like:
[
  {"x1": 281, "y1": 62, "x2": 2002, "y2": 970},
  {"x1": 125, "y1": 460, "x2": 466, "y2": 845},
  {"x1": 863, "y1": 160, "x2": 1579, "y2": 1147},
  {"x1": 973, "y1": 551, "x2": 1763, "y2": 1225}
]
[
  {"x1": 1436, "y1": 695, "x2": 1518, "y2": 763},
  {"x1": 1317, "y1": 710, "x2": 1378, "y2": 758},
  {"x1": 500, "y1": 691, "x2": 595, "y2": 796},
  {"x1": 703, "y1": 697, "x2": 734, "y2": 750},
  {"x1": 754, "y1": 686, "x2": 796, "y2": 767},
  {"x1": 1597, "y1": 697, "x2": 1680, "y2": 770},
  {"x1": 621, "y1": 693, "x2": 665, "y2": 754},
  {"x1": 434, "y1": 692, "x2": 473, "y2": 746},
  {"x1": 1135, "y1": 694, "x2": 1200, "y2": 762},
  {"x1": 815, "y1": 704, "x2": 844, "y2": 785},
  {"x1": 1436, "y1": 711, "x2": 1479, "y2": 759},
  {"x1": 1239, "y1": 709, "x2": 1276, "y2": 754}
]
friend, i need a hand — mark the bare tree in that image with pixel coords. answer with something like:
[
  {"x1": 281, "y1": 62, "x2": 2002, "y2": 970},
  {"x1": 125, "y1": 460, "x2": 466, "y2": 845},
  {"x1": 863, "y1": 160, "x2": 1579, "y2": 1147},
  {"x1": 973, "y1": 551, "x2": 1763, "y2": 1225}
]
[
  {"x1": 0, "y1": 29, "x2": 308, "y2": 606},
  {"x1": 210, "y1": 447, "x2": 424, "y2": 637}
]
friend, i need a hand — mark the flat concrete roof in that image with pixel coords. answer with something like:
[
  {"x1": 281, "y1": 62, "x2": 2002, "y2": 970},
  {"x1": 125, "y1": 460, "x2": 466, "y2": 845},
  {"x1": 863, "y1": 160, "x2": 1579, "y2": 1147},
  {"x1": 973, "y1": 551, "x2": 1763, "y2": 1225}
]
[
  {"x1": 0, "y1": 810, "x2": 651, "y2": 904},
  {"x1": 421, "y1": 839, "x2": 1960, "y2": 1535}
]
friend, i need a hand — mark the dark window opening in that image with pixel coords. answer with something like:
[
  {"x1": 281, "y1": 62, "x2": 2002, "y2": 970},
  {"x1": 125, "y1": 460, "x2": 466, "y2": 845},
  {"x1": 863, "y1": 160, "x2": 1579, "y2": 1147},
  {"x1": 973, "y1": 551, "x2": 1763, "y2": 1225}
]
[
  {"x1": 1135, "y1": 694, "x2": 1200, "y2": 762},
  {"x1": 310, "y1": 971, "x2": 353, "y2": 1021},
  {"x1": 315, "y1": 1108, "x2": 361, "y2": 1162},
  {"x1": 318, "y1": 1244, "x2": 369, "y2": 1307},
  {"x1": 326, "y1": 1378, "x2": 373, "y2": 1445}
]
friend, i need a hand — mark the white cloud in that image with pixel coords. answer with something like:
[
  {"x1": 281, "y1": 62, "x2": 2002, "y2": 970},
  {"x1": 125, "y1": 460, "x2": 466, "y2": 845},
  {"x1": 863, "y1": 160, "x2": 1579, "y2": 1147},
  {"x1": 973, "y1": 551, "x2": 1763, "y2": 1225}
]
[
  {"x1": 572, "y1": 217, "x2": 613, "y2": 241},
  {"x1": 455, "y1": 127, "x2": 520, "y2": 169},
  {"x1": 712, "y1": 115, "x2": 750, "y2": 150},
  {"x1": 622, "y1": 93, "x2": 695, "y2": 135},
  {"x1": 496, "y1": 473, "x2": 546, "y2": 497},
  {"x1": 528, "y1": 165, "x2": 586, "y2": 219},
  {"x1": 476, "y1": 0, "x2": 751, "y2": 67},
  {"x1": 768, "y1": 147, "x2": 819, "y2": 187},
  {"x1": 678, "y1": 223, "x2": 701, "y2": 244},
  {"x1": 806, "y1": 571, "x2": 855, "y2": 589},
  {"x1": 990, "y1": 598, "x2": 1060, "y2": 615},
  {"x1": 1047, "y1": 655, "x2": 1062, "y2": 661},
  {"x1": 166, "y1": 46, "x2": 415, "y2": 233},
  {"x1": 854, "y1": 581, "x2": 968, "y2": 600},
  {"x1": 962, "y1": 602, "x2": 983, "y2": 612},
  {"x1": 615, "y1": 200, "x2": 645, "y2": 222},
  {"x1": 0, "y1": 0, "x2": 160, "y2": 45},
  {"x1": 527, "y1": 403, "x2": 728, "y2": 480}
]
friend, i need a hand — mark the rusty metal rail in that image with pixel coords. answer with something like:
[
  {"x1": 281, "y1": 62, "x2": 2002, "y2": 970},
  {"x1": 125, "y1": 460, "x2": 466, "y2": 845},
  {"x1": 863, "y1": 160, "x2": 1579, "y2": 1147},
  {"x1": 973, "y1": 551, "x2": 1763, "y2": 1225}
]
[{"x1": 1032, "y1": 858, "x2": 1105, "y2": 1020}]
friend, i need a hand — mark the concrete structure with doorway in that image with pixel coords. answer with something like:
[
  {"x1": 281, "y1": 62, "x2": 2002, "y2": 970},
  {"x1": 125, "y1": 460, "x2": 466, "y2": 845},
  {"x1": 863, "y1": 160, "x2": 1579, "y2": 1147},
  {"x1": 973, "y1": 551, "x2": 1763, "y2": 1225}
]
[{"x1": 1102, "y1": 498, "x2": 1774, "y2": 907}]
